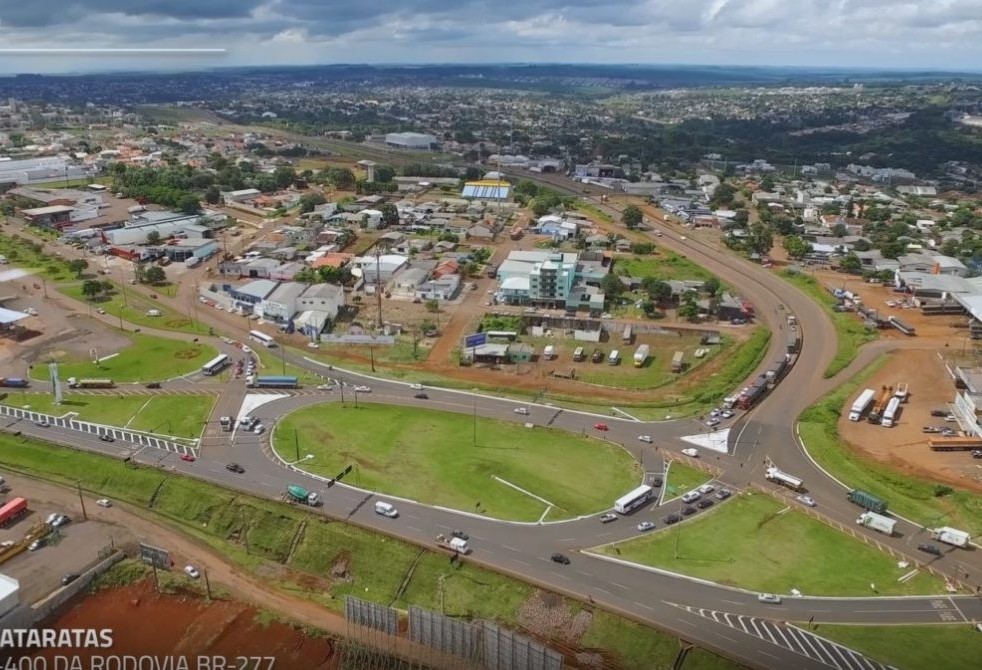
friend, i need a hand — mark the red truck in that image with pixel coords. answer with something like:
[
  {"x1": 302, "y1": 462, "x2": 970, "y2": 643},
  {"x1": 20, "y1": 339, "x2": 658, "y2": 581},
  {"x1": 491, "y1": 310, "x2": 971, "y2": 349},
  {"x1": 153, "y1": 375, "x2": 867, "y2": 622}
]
[{"x1": 0, "y1": 497, "x2": 28, "y2": 527}]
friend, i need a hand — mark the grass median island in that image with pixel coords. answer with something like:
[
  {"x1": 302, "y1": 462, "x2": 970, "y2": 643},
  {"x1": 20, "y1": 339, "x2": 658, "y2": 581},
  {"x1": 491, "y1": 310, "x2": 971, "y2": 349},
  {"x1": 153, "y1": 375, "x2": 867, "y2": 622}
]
[
  {"x1": 0, "y1": 231, "x2": 75, "y2": 280},
  {"x1": 0, "y1": 431, "x2": 735, "y2": 670},
  {"x1": 598, "y1": 492, "x2": 948, "y2": 596},
  {"x1": 780, "y1": 270, "x2": 876, "y2": 378},
  {"x1": 274, "y1": 404, "x2": 641, "y2": 521},
  {"x1": 664, "y1": 461, "x2": 712, "y2": 499},
  {"x1": 0, "y1": 392, "x2": 214, "y2": 438},
  {"x1": 816, "y1": 625, "x2": 982, "y2": 670},
  {"x1": 30, "y1": 332, "x2": 217, "y2": 383},
  {"x1": 799, "y1": 356, "x2": 982, "y2": 536},
  {"x1": 59, "y1": 281, "x2": 210, "y2": 335}
]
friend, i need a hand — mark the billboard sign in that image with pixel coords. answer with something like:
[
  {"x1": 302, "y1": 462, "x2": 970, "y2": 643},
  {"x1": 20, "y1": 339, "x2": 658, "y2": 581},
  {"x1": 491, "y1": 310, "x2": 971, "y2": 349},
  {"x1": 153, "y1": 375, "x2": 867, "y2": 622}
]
[{"x1": 465, "y1": 333, "x2": 487, "y2": 349}]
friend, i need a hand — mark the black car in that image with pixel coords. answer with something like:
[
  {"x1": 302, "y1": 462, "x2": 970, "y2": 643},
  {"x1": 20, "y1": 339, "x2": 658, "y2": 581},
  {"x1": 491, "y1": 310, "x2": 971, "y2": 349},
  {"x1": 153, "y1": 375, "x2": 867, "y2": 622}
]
[
  {"x1": 145, "y1": 382, "x2": 162, "y2": 389},
  {"x1": 715, "y1": 489, "x2": 732, "y2": 500},
  {"x1": 550, "y1": 553, "x2": 571, "y2": 565},
  {"x1": 662, "y1": 513, "x2": 681, "y2": 525},
  {"x1": 650, "y1": 476, "x2": 663, "y2": 488},
  {"x1": 61, "y1": 573, "x2": 79, "y2": 586},
  {"x1": 451, "y1": 530, "x2": 469, "y2": 541},
  {"x1": 930, "y1": 409, "x2": 949, "y2": 417},
  {"x1": 225, "y1": 463, "x2": 245, "y2": 474},
  {"x1": 696, "y1": 498, "x2": 714, "y2": 509},
  {"x1": 414, "y1": 393, "x2": 429, "y2": 400},
  {"x1": 918, "y1": 543, "x2": 942, "y2": 556},
  {"x1": 681, "y1": 506, "x2": 697, "y2": 516},
  {"x1": 99, "y1": 434, "x2": 115, "y2": 443}
]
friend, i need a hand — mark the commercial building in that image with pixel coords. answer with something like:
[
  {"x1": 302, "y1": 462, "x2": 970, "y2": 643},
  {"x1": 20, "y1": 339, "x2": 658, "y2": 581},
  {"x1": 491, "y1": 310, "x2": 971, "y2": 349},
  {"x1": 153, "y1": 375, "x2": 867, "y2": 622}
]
[
  {"x1": 496, "y1": 250, "x2": 608, "y2": 314},
  {"x1": 220, "y1": 188, "x2": 261, "y2": 204},
  {"x1": 259, "y1": 282, "x2": 307, "y2": 323},
  {"x1": 461, "y1": 180, "x2": 511, "y2": 201},
  {"x1": 103, "y1": 209, "x2": 224, "y2": 246},
  {"x1": 384, "y1": 132, "x2": 438, "y2": 150},
  {"x1": 0, "y1": 156, "x2": 93, "y2": 185}
]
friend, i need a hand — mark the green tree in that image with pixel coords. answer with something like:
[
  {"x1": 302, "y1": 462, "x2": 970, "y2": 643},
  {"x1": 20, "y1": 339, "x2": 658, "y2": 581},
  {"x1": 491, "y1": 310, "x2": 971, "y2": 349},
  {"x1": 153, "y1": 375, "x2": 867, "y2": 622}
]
[
  {"x1": 760, "y1": 175, "x2": 775, "y2": 192},
  {"x1": 425, "y1": 299, "x2": 440, "y2": 313},
  {"x1": 678, "y1": 291, "x2": 700, "y2": 322},
  {"x1": 146, "y1": 230, "x2": 162, "y2": 245},
  {"x1": 293, "y1": 267, "x2": 320, "y2": 284},
  {"x1": 373, "y1": 165, "x2": 396, "y2": 183},
  {"x1": 622, "y1": 205, "x2": 643, "y2": 229},
  {"x1": 299, "y1": 192, "x2": 327, "y2": 214},
  {"x1": 177, "y1": 194, "x2": 201, "y2": 215},
  {"x1": 204, "y1": 185, "x2": 221, "y2": 205},
  {"x1": 747, "y1": 222, "x2": 774, "y2": 256},
  {"x1": 145, "y1": 266, "x2": 166, "y2": 285},
  {"x1": 831, "y1": 222, "x2": 848, "y2": 238},
  {"x1": 839, "y1": 253, "x2": 862, "y2": 274},
  {"x1": 782, "y1": 235, "x2": 812, "y2": 260},
  {"x1": 67, "y1": 259, "x2": 89, "y2": 278},
  {"x1": 732, "y1": 209, "x2": 749, "y2": 226},
  {"x1": 273, "y1": 166, "x2": 296, "y2": 189},
  {"x1": 703, "y1": 276, "x2": 721, "y2": 296},
  {"x1": 0, "y1": 201, "x2": 15, "y2": 217},
  {"x1": 81, "y1": 279, "x2": 103, "y2": 301},
  {"x1": 325, "y1": 167, "x2": 356, "y2": 190},
  {"x1": 641, "y1": 278, "x2": 672, "y2": 304},
  {"x1": 600, "y1": 273, "x2": 625, "y2": 300},
  {"x1": 629, "y1": 242, "x2": 655, "y2": 255},
  {"x1": 530, "y1": 197, "x2": 552, "y2": 217},
  {"x1": 379, "y1": 203, "x2": 399, "y2": 227}
]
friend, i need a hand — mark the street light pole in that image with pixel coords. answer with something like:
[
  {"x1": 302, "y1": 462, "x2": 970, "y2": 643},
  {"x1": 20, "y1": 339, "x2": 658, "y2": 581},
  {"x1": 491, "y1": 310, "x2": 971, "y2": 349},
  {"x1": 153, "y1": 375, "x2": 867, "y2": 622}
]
[{"x1": 472, "y1": 396, "x2": 477, "y2": 447}]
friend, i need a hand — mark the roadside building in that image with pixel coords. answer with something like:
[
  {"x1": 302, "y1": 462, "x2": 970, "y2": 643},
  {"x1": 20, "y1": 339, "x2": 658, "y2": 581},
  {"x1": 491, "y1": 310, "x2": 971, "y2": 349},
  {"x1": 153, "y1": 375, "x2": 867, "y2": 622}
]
[
  {"x1": 259, "y1": 282, "x2": 307, "y2": 323},
  {"x1": 384, "y1": 132, "x2": 438, "y2": 150}
]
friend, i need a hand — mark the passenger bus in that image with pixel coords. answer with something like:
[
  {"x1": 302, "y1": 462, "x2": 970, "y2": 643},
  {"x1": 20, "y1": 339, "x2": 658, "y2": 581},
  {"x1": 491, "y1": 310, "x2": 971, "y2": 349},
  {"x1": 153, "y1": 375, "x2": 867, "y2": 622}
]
[
  {"x1": 201, "y1": 353, "x2": 231, "y2": 376},
  {"x1": 614, "y1": 484, "x2": 654, "y2": 514},
  {"x1": 249, "y1": 330, "x2": 276, "y2": 348}
]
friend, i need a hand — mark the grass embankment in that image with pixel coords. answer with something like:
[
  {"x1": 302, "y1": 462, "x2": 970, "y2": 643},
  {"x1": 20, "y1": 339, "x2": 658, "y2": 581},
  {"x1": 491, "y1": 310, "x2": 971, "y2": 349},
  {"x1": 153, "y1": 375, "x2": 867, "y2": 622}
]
[
  {"x1": 29, "y1": 332, "x2": 217, "y2": 383},
  {"x1": 0, "y1": 231, "x2": 76, "y2": 281},
  {"x1": 816, "y1": 625, "x2": 982, "y2": 670},
  {"x1": 252, "y1": 346, "x2": 327, "y2": 386},
  {"x1": 0, "y1": 432, "x2": 722, "y2": 670},
  {"x1": 780, "y1": 270, "x2": 876, "y2": 378},
  {"x1": 664, "y1": 462, "x2": 712, "y2": 500},
  {"x1": 59, "y1": 281, "x2": 210, "y2": 335},
  {"x1": 799, "y1": 356, "x2": 982, "y2": 536},
  {"x1": 0, "y1": 392, "x2": 215, "y2": 438},
  {"x1": 616, "y1": 253, "x2": 717, "y2": 283},
  {"x1": 274, "y1": 404, "x2": 640, "y2": 521},
  {"x1": 599, "y1": 492, "x2": 948, "y2": 596}
]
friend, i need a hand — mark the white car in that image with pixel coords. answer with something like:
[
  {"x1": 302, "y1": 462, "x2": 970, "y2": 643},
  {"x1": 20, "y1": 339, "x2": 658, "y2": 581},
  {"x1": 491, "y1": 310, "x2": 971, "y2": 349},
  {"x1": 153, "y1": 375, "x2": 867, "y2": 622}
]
[
  {"x1": 796, "y1": 495, "x2": 817, "y2": 507},
  {"x1": 46, "y1": 512, "x2": 60, "y2": 525},
  {"x1": 253, "y1": 424, "x2": 265, "y2": 435},
  {"x1": 95, "y1": 498, "x2": 112, "y2": 508},
  {"x1": 354, "y1": 385, "x2": 371, "y2": 393},
  {"x1": 410, "y1": 383, "x2": 423, "y2": 390},
  {"x1": 697, "y1": 483, "x2": 716, "y2": 495},
  {"x1": 706, "y1": 417, "x2": 721, "y2": 428},
  {"x1": 637, "y1": 521, "x2": 655, "y2": 532},
  {"x1": 514, "y1": 407, "x2": 529, "y2": 415},
  {"x1": 681, "y1": 448, "x2": 699, "y2": 458},
  {"x1": 721, "y1": 410, "x2": 734, "y2": 419},
  {"x1": 638, "y1": 435, "x2": 653, "y2": 443},
  {"x1": 757, "y1": 593, "x2": 782, "y2": 604},
  {"x1": 184, "y1": 565, "x2": 201, "y2": 579},
  {"x1": 239, "y1": 417, "x2": 252, "y2": 426},
  {"x1": 316, "y1": 384, "x2": 334, "y2": 390},
  {"x1": 709, "y1": 409, "x2": 720, "y2": 417},
  {"x1": 681, "y1": 491, "x2": 701, "y2": 504}
]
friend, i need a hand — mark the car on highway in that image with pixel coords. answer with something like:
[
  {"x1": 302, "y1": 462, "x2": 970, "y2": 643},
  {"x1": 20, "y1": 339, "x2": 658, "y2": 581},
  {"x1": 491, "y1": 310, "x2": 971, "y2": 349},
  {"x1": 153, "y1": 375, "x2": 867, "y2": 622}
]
[
  {"x1": 599, "y1": 513, "x2": 618, "y2": 523},
  {"x1": 696, "y1": 499, "x2": 714, "y2": 509},
  {"x1": 715, "y1": 489, "x2": 733, "y2": 500},
  {"x1": 705, "y1": 417, "x2": 721, "y2": 428},
  {"x1": 638, "y1": 435, "x2": 652, "y2": 443},
  {"x1": 594, "y1": 422, "x2": 609, "y2": 431},
  {"x1": 179, "y1": 453, "x2": 196, "y2": 463},
  {"x1": 681, "y1": 448, "x2": 699, "y2": 458},
  {"x1": 353, "y1": 385, "x2": 371, "y2": 393},
  {"x1": 145, "y1": 382, "x2": 162, "y2": 389},
  {"x1": 253, "y1": 424, "x2": 265, "y2": 435},
  {"x1": 239, "y1": 417, "x2": 252, "y2": 426},
  {"x1": 550, "y1": 553, "x2": 571, "y2": 565},
  {"x1": 95, "y1": 498, "x2": 112, "y2": 508},
  {"x1": 650, "y1": 476, "x2": 663, "y2": 487},
  {"x1": 757, "y1": 593, "x2": 782, "y2": 604},
  {"x1": 226, "y1": 463, "x2": 245, "y2": 474},
  {"x1": 514, "y1": 407, "x2": 529, "y2": 415},
  {"x1": 413, "y1": 392, "x2": 429, "y2": 399},
  {"x1": 184, "y1": 565, "x2": 201, "y2": 579},
  {"x1": 34, "y1": 420, "x2": 50, "y2": 428},
  {"x1": 681, "y1": 506, "x2": 697, "y2": 516},
  {"x1": 795, "y1": 495, "x2": 817, "y2": 507},
  {"x1": 681, "y1": 491, "x2": 701, "y2": 504},
  {"x1": 410, "y1": 384, "x2": 423, "y2": 390},
  {"x1": 636, "y1": 521, "x2": 655, "y2": 532},
  {"x1": 316, "y1": 384, "x2": 334, "y2": 390},
  {"x1": 98, "y1": 434, "x2": 114, "y2": 443},
  {"x1": 450, "y1": 530, "x2": 469, "y2": 541},
  {"x1": 709, "y1": 409, "x2": 720, "y2": 418},
  {"x1": 662, "y1": 513, "x2": 681, "y2": 525},
  {"x1": 720, "y1": 410, "x2": 734, "y2": 419},
  {"x1": 61, "y1": 573, "x2": 79, "y2": 586},
  {"x1": 917, "y1": 543, "x2": 942, "y2": 556},
  {"x1": 696, "y1": 484, "x2": 715, "y2": 495}
]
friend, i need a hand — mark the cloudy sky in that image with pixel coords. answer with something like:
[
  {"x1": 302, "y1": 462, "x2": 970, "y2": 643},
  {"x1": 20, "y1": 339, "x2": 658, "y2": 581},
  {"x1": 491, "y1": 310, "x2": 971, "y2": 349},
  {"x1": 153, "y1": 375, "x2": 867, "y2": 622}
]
[{"x1": 0, "y1": 0, "x2": 980, "y2": 74}]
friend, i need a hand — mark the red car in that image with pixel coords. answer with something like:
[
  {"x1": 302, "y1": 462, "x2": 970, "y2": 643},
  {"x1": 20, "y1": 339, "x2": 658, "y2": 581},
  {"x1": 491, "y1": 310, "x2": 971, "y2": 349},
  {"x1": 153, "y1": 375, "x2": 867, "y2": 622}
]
[
  {"x1": 594, "y1": 422, "x2": 609, "y2": 431},
  {"x1": 179, "y1": 453, "x2": 196, "y2": 463}
]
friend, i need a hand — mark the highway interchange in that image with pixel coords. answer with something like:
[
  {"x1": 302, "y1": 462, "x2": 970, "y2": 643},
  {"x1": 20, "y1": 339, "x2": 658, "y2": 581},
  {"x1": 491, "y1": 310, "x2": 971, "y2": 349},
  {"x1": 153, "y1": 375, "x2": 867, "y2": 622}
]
[{"x1": 5, "y1": 180, "x2": 982, "y2": 670}]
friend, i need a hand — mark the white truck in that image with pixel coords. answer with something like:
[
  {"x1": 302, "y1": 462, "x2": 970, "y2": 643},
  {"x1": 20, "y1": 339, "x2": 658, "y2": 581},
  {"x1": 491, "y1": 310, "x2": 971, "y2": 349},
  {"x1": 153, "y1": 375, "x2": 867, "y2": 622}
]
[
  {"x1": 543, "y1": 345, "x2": 556, "y2": 360},
  {"x1": 930, "y1": 526, "x2": 970, "y2": 548},
  {"x1": 880, "y1": 396, "x2": 902, "y2": 428},
  {"x1": 848, "y1": 388, "x2": 876, "y2": 422},
  {"x1": 634, "y1": 344, "x2": 650, "y2": 368},
  {"x1": 434, "y1": 534, "x2": 471, "y2": 555},
  {"x1": 857, "y1": 511, "x2": 897, "y2": 536}
]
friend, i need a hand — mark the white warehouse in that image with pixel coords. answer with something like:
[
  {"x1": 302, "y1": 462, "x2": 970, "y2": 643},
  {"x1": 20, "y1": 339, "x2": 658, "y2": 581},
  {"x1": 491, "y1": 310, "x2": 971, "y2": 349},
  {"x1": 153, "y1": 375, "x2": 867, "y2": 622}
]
[{"x1": 384, "y1": 132, "x2": 438, "y2": 150}]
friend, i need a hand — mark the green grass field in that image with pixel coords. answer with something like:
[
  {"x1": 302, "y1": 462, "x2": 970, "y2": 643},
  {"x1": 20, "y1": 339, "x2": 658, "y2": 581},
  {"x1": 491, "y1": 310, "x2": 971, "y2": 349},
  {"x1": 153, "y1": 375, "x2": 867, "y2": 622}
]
[
  {"x1": 0, "y1": 392, "x2": 215, "y2": 438},
  {"x1": 599, "y1": 492, "x2": 947, "y2": 596},
  {"x1": 0, "y1": 431, "x2": 730, "y2": 670},
  {"x1": 0, "y1": 231, "x2": 75, "y2": 281},
  {"x1": 273, "y1": 404, "x2": 641, "y2": 521},
  {"x1": 664, "y1": 461, "x2": 712, "y2": 499},
  {"x1": 780, "y1": 270, "x2": 877, "y2": 378},
  {"x1": 59, "y1": 281, "x2": 210, "y2": 334},
  {"x1": 576, "y1": 333, "x2": 729, "y2": 390},
  {"x1": 799, "y1": 356, "x2": 982, "y2": 536},
  {"x1": 816, "y1": 625, "x2": 982, "y2": 670},
  {"x1": 30, "y1": 332, "x2": 217, "y2": 383},
  {"x1": 616, "y1": 252, "x2": 717, "y2": 283}
]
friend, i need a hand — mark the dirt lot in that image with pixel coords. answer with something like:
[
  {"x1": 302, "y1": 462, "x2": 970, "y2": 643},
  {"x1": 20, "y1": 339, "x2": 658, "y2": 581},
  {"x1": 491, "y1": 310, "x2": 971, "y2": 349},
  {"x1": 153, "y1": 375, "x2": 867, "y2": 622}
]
[{"x1": 25, "y1": 579, "x2": 337, "y2": 668}]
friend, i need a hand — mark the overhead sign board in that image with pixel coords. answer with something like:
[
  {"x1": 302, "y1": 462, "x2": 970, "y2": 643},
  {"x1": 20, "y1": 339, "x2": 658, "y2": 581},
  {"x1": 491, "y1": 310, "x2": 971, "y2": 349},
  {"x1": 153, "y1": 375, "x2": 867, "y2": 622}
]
[{"x1": 465, "y1": 333, "x2": 487, "y2": 349}]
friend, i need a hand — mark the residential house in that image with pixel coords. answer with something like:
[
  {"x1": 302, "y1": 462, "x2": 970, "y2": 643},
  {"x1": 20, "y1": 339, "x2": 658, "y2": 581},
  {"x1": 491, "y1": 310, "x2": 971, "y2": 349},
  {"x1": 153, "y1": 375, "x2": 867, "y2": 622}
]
[{"x1": 415, "y1": 275, "x2": 461, "y2": 301}]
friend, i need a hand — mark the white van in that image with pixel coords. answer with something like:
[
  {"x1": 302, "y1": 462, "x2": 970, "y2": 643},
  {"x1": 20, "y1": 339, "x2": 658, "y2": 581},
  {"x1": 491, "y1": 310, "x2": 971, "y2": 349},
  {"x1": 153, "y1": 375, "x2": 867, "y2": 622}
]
[
  {"x1": 375, "y1": 501, "x2": 399, "y2": 518},
  {"x1": 146, "y1": 309, "x2": 162, "y2": 317}
]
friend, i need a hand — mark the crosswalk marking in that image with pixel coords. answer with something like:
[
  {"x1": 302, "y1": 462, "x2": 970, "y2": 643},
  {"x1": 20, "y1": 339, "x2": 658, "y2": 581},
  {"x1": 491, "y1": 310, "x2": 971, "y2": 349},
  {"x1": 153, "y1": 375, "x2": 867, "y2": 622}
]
[{"x1": 666, "y1": 602, "x2": 897, "y2": 670}]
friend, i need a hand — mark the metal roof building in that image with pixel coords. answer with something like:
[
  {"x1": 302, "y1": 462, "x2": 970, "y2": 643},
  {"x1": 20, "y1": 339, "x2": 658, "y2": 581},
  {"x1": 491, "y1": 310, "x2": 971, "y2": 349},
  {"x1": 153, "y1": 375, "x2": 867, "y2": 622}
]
[{"x1": 461, "y1": 180, "x2": 511, "y2": 201}]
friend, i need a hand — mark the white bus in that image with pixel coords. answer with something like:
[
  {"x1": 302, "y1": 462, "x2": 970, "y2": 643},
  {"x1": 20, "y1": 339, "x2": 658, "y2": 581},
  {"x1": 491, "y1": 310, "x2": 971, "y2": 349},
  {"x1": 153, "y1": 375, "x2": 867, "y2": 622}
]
[
  {"x1": 201, "y1": 353, "x2": 231, "y2": 376},
  {"x1": 249, "y1": 330, "x2": 276, "y2": 348},
  {"x1": 614, "y1": 484, "x2": 654, "y2": 514}
]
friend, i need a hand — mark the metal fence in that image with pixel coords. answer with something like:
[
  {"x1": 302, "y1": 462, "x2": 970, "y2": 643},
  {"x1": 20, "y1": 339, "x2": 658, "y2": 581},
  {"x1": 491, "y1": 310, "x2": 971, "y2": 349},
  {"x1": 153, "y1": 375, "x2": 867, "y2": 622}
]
[
  {"x1": 344, "y1": 595, "x2": 399, "y2": 635},
  {"x1": 408, "y1": 607, "x2": 482, "y2": 664}
]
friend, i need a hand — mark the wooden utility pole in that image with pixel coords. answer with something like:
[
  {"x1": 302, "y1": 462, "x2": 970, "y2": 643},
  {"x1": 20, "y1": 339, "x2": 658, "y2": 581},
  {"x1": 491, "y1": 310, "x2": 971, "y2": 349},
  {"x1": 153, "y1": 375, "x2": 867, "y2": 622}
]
[{"x1": 77, "y1": 481, "x2": 87, "y2": 521}]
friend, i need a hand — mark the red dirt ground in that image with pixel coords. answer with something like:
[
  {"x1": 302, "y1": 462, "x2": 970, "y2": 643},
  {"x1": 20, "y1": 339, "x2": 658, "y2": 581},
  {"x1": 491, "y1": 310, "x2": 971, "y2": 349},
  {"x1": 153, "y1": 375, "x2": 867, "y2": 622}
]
[{"x1": 26, "y1": 579, "x2": 337, "y2": 668}]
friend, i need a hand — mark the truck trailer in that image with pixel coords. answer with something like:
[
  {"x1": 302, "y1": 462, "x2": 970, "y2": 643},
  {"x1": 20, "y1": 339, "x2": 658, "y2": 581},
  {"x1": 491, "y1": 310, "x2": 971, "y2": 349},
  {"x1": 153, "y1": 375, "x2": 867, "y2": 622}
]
[
  {"x1": 247, "y1": 375, "x2": 299, "y2": 389},
  {"x1": 847, "y1": 489, "x2": 888, "y2": 514},
  {"x1": 634, "y1": 345, "x2": 651, "y2": 368},
  {"x1": 857, "y1": 511, "x2": 897, "y2": 536},
  {"x1": 868, "y1": 386, "x2": 894, "y2": 424},
  {"x1": 930, "y1": 526, "x2": 970, "y2": 548},
  {"x1": 881, "y1": 397, "x2": 902, "y2": 427},
  {"x1": 66, "y1": 377, "x2": 115, "y2": 389},
  {"x1": 765, "y1": 466, "x2": 804, "y2": 492},
  {"x1": 848, "y1": 388, "x2": 876, "y2": 421},
  {"x1": 286, "y1": 485, "x2": 320, "y2": 506},
  {"x1": 0, "y1": 497, "x2": 28, "y2": 526},
  {"x1": 0, "y1": 377, "x2": 29, "y2": 388},
  {"x1": 671, "y1": 350, "x2": 684, "y2": 373}
]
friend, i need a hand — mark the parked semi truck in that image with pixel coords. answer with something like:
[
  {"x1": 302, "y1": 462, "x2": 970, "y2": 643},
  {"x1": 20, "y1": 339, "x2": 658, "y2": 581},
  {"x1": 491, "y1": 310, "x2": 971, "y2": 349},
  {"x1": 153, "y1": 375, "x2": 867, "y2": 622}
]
[
  {"x1": 434, "y1": 534, "x2": 471, "y2": 555},
  {"x1": 66, "y1": 377, "x2": 115, "y2": 389},
  {"x1": 0, "y1": 497, "x2": 28, "y2": 527},
  {"x1": 671, "y1": 350, "x2": 684, "y2": 373},
  {"x1": 857, "y1": 511, "x2": 896, "y2": 536},
  {"x1": 286, "y1": 485, "x2": 320, "y2": 506},
  {"x1": 848, "y1": 388, "x2": 876, "y2": 421},
  {"x1": 847, "y1": 489, "x2": 888, "y2": 514},
  {"x1": 881, "y1": 396, "x2": 902, "y2": 428},
  {"x1": 247, "y1": 375, "x2": 299, "y2": 389},
  {"x1": 0, "y1": 377, "x2": 29, "y2": 388},
  {"x1": 930, "y1": 526, "x2": 970, "y2": 548},
  {"x1": 868, "y1": 386, "x2": 894, "y2": 424},
  {"x1": 634, "y1": 345, "x2": 650, "y2": 368}
]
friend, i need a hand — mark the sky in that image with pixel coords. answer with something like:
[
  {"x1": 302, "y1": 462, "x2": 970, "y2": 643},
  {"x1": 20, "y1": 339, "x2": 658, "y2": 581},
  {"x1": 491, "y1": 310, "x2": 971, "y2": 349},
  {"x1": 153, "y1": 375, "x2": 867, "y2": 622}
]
[{"x1": 0, "y1": 0, "x2": 981, "y2": 74}]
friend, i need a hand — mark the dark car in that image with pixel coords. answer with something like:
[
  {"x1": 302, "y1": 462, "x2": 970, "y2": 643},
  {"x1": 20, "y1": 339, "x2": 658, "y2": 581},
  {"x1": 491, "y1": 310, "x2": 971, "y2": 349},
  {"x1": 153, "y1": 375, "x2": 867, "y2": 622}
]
[
  {"x1": 715, "y1": 489, "x2": 732, "y2": 500},
  {"x1": 450, "y1": 530, "x2": 469, "y2": 541},
  {"x1": 696, "y1": 498, "x2": 714, "y2": 509},
  {"x1": 550, "y1": 553, "x2": 571, "y2": 565},
  {"x1": 681, "y1": 506, "x2": 697, "y2": 516},
  {"x1": 662, "y1": 513, "x2": 681, "y2": 525},
  {"x1": 414, "y1": 392, "x2": 429, "y2": 400},
  {"x1": 225, "y1": 463, "x2": 245, "y2": 474},
  {"x1": 145, "y1": 382, "x2": 162, "y2": 389},
  {"x1": 99, "y1": 434, "x2": 115, "y2": 443},
  {"x1": 591, "y1": 349, "x2": 604, "y2": 363},
  {"x1": 918, "y1": 543, "x2": 942, "y2": 556},
  {"x1": 650, "y1": 476, "x2": 663, "y2": 488},
  {"x1": 930, "y1": 409, "x2": 949, "y2": 417},
  {"x1": 61, "y1": 573, "x2": 79, "y2": 586}
]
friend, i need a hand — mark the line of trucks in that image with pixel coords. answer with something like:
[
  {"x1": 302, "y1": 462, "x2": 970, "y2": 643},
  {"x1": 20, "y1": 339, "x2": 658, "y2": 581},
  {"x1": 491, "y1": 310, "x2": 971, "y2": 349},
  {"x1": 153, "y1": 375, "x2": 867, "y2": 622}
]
[
  {"x1": 723, "y1": 355, "x2": 792, "y2": 410},
  {"x1": 847, "y1": 384, "x2": 907, "y2": 426},
  {"x1": 847, "y1": 488, "x2": 970, "y2": 546}
]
